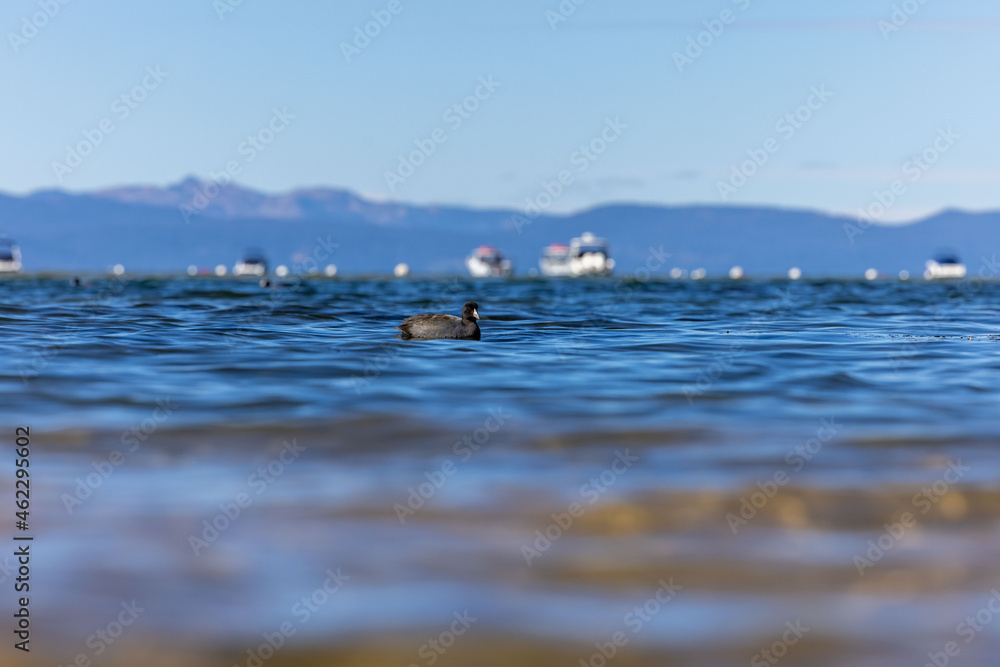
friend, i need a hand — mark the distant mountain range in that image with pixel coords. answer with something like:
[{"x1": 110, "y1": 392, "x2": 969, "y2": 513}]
[{"x1": 0, "y1": 177, "x2": 997, "y2": 277}]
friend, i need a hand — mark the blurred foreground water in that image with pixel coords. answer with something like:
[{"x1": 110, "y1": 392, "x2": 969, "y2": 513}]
[{"x1": 2, "y1": 275, "x2": 1000, "y2": 666}]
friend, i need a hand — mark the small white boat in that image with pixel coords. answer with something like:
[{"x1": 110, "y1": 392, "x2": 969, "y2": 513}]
[
  {"x1": 539, "y1": 243, "x2": 573, "y2": 277},
  {"x1": 924, "y1": 253, "x2": 966, "y2": 280},
  {"x1": 233, "y1": 249, "x2": 268, "y2": 277},
  {"x1": 539, "y1": 233, "x2": 614, "y2": 277},
  {"x1": 466, "y1": 246, "x2": 512, "y2": 278},
  {"x1": 0, "y1": 238, "x2": 22, "y2": 273}
]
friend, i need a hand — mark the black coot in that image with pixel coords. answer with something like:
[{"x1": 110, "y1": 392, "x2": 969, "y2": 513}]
[{"x1": 395, "y1": 301, "x2": 481, "y2": 340}]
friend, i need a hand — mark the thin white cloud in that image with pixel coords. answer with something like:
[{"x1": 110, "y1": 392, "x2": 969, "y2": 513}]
[
  {"x1": 558, "y1": 19, "x2": 1000, "y2": 32},
  {"x1": 790, "y1": 167, "x2": 1000, "y2": 185}
]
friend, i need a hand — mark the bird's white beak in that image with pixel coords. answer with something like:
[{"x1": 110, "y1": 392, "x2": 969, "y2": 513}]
[{"x1": 473, "y1": 309, "x2": 480, "y2": 320}]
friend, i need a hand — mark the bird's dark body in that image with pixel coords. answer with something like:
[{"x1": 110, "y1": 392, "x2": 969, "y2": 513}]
[{"x1": 395, "y1": 302, "x2": 481, "y2": 340}]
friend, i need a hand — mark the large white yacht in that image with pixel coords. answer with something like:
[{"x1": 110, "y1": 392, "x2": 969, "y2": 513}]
[
  {"x1": 466, "y1": 246, "x2": 512, "y2": 278},
  {"x1": 924, "y1": 253, "x2": 967, "y2": 280},
  {"x1": 0, "y1": 238, "x2": 22, "y2": 273},
  {"x1": 539, "y1": 232, "x2": 614, "y2": 277},
  {"x1": 233, "y1": 249, "x2": 268, "y2": 277}
]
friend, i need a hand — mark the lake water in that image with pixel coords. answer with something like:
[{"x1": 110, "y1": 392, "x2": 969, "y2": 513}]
[{"x1": 2, "y1": 274, "x2": 999, "y2": 667}]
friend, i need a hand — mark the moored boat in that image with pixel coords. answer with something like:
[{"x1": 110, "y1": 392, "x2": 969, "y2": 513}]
[
  {"x1": 569, "y1": 232, "x2": 614, "y2": 276},
  {"x1": 0, "y1": 237, "x2": 22, "y2": 273},
  {"x1": 924, "y1": 253, "x2": 966, "y2": 280},
  {"x1": 233, "y1": 249, "x2": 268, "y2": 277},
  {"x1": 539, "y1": 243, "x2": 573, "y2": 277},
  {"x1": 539, "y1": 233, "x2": 614, "y2": 277},
  {"x1": 466, "y1": 246, "x2": 512, "y2": 278}
]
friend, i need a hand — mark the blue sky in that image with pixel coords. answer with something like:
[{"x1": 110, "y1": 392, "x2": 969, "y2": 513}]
[{"x1": 2, "y1": 0, "x2": 999, "y2": 220}]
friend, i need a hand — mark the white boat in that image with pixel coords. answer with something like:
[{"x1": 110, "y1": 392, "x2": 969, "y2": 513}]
[
  {"x1": 0, "y1": 238, "x2": 22, "y2": 273},
  {"x1": 233, "y1": 249, "x2": 268, "y2": 277},
  {"x1": 924, "y1": 253, "x2": 967, "y2": 280},
  {"x1": 466, "y1": 245, "x2": 512, "y2": 278},
  {"x1": 539, "y1": 233, "x2": 614, "y2": 277},
  {"x1": 539, "y1": 243, "x2": 572, "y2": 277},
  {"x1": 570, "y1": 232, "x2": 614, "y2": 276}
]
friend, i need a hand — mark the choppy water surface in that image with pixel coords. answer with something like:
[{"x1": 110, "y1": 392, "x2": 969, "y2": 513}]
[{"x1": 2, "y1": 275, "x2": 1000, "y2": 667}]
